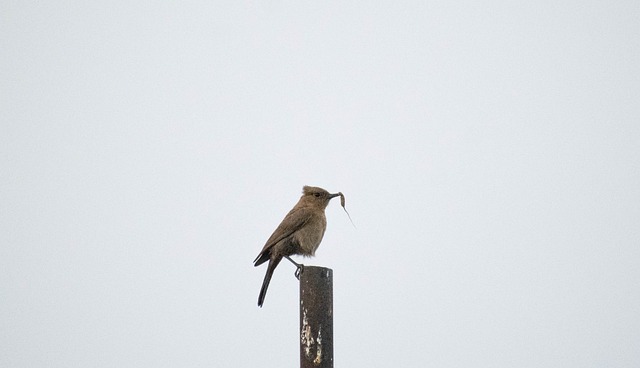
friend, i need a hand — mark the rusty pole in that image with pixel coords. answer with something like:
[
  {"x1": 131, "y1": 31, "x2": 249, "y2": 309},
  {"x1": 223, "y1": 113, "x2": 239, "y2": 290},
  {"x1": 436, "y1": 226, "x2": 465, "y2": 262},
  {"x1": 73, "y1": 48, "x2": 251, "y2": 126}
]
[{"x1": 299, "y1": 266, "x2": 333, "y2": 368}]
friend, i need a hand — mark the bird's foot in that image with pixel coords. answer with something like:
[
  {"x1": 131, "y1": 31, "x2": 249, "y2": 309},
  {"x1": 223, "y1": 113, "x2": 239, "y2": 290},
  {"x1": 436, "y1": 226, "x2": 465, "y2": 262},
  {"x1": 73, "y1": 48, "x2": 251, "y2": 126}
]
[{"x1": 285, "y1": 256, "x2": 304, "y2": 280}]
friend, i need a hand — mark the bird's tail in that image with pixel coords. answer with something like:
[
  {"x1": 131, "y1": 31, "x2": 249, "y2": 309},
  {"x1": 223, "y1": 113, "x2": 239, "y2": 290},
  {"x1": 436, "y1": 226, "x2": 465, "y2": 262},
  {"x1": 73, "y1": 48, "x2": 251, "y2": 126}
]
[{"x1": 258, "y1": 256, "x2": 282, "y2": 307}]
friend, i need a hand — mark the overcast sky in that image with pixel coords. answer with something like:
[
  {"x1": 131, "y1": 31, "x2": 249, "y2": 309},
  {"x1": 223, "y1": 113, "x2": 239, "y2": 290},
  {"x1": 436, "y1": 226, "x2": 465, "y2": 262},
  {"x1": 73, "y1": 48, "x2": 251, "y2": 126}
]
[{"x1": 2, "y1": 1, "x2": 639, "y2": 367}]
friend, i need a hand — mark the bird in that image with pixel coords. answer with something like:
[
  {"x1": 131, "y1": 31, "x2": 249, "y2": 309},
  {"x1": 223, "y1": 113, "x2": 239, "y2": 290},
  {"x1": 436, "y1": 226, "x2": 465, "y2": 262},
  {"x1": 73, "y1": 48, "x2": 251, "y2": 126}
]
[{"x1": 254, "y1": 186, "x2": 340, "y2": 307}]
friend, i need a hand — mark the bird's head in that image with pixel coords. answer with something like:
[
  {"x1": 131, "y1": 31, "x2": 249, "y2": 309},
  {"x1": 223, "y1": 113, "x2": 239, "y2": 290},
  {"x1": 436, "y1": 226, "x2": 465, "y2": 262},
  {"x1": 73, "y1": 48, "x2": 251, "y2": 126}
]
[{"x1": 302, "y1": 185, "x2": 340, "y2": 209}]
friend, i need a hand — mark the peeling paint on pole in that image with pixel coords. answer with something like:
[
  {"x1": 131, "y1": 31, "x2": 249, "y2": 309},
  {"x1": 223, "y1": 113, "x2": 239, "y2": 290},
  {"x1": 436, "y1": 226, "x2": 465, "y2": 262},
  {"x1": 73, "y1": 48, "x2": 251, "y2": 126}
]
[
  {"x1": 300, "y1": 309, "x2": 314, "y2": 357},
  {"x1": 299, "y1": 266, "x2": 333, "y2": 368}
]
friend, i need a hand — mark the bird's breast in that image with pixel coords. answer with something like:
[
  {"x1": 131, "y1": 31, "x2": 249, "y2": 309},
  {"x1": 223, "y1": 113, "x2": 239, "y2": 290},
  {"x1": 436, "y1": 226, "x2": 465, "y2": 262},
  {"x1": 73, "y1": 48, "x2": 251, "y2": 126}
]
[{"x1": 294, "y1": 214, "x2": 327, "y2": 256}]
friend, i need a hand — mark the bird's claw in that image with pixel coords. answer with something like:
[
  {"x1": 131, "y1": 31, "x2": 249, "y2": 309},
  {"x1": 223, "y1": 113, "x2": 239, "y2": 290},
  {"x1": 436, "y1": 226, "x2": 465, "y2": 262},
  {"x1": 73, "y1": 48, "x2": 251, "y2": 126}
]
[{"x1": 285, "y1": 255, "x2": 304, "y2": 279}]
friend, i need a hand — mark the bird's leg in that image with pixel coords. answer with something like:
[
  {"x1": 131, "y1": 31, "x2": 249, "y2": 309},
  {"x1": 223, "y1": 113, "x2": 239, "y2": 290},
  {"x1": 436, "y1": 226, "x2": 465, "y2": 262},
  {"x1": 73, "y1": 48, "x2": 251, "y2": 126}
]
[{"x1": 285, "y1": 256, "x2": 304, "y2": 279}]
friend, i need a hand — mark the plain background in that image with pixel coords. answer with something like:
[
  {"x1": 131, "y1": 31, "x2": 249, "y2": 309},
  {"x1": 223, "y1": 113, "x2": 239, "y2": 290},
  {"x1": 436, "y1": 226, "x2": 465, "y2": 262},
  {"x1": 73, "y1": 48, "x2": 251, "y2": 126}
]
[{"x1": 2, "y1": 1, "x2": 639, "y2": 367}]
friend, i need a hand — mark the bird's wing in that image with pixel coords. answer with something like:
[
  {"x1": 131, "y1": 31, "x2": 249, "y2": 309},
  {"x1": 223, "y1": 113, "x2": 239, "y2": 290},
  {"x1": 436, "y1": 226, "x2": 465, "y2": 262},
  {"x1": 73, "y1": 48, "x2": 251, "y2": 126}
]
[{"x1": 253, "y1": 206, "x2": 312, "y2": 264}]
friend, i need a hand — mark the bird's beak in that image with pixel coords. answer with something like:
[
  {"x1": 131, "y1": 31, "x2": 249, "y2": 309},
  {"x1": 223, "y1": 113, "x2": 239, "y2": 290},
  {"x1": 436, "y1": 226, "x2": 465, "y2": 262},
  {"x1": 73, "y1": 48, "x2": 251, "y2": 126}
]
[{"x1": 329, "y1": 193, "x2": 340, "y2": 199}]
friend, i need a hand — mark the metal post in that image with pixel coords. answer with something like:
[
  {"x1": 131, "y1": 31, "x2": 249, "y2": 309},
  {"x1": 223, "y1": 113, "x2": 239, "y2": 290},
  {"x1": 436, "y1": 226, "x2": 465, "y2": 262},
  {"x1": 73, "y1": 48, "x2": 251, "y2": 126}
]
[{"x1": 299, "y1": 266, "x2": 333, "y2": 368}]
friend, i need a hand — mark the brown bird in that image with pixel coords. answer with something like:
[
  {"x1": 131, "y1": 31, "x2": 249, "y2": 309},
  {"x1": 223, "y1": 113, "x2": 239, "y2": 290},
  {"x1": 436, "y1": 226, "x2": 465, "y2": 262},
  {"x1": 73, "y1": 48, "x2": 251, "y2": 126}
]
[{"x1": 254, "y1": 186, "x2": 340, "y2": 307}]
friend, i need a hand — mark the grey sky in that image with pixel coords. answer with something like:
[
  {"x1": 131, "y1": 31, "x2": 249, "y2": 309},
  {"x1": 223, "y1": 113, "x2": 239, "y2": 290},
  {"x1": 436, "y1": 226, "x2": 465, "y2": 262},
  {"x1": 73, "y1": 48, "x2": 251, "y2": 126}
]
[{"x1": 2, "y1": 1, "x2": 639, "y2": 367}]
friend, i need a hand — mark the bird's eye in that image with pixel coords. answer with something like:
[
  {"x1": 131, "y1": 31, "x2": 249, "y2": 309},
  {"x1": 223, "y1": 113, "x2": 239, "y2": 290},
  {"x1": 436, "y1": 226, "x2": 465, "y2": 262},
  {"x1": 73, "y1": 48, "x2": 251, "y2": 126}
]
[{"x1": 314, "y1": 193, "x2": 321, "y2": 198}]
